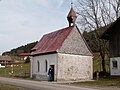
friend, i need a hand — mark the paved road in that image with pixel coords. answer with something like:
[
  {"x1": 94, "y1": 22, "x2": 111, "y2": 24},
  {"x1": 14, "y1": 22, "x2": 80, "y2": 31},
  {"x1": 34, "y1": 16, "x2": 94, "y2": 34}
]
[{"x1": 0, "y1": 77, "x2": 99, "y2": 90}]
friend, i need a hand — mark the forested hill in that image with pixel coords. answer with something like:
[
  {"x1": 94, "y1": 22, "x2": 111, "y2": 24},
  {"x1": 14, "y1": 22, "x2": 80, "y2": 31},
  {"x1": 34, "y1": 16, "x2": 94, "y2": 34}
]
[{"x1": 2, "y1": 41, "x2": 38, "y2": 56}]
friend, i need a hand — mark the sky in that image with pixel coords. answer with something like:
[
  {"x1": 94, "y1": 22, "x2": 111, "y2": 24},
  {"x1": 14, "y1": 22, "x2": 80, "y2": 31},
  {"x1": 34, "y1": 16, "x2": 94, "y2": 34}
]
[{"x1": 0, "y1": 0, "x2": 76, "y2": 55}]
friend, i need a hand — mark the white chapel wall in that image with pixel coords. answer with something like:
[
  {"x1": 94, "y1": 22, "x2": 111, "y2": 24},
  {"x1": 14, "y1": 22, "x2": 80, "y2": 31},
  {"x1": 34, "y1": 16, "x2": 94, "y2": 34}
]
[
  {"x1": 31, "y1": 53, "x2": 58, "y2": 80},
  {"x1": 57, "y1": 53, "x2": 93, "y2": 81}
]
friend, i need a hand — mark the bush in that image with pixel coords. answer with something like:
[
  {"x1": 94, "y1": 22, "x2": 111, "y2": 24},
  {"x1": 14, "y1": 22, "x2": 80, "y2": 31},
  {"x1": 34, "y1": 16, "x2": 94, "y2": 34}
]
[{"x1": 93, "y1": 71, "x2": 110, "y2": 79}]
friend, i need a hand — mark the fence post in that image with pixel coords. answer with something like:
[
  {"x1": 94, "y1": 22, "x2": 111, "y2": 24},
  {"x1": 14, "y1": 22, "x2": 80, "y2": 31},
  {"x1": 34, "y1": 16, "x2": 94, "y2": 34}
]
[{"x1": 96, "y1": 71, "x2": 99, "y2": 80}]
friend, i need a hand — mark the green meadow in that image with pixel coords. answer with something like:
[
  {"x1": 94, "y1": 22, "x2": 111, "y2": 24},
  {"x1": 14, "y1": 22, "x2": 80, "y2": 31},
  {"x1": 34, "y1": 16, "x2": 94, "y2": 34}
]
[{"x1": 0, "y1": 63, "x2": 30, "y2": 78}]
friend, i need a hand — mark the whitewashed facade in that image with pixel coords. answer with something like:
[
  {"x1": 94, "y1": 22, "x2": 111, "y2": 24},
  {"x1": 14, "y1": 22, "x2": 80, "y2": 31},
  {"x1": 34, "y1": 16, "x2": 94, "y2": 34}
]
[
  {"x1": 31, "y1": 53, "x2": 93, "y2": 81},
  {"x1": 110, "y1": 57, "x2": 120, "y2": 75},
  {"x1": 31, "y1": 54, "x2": 58, "y2": 80},
  {"x1": 57, "y1": 53, "x2": 93, "y2": 80},
  {"x1": 0, "y1": 64, "x2": 5, "y2": 68}
]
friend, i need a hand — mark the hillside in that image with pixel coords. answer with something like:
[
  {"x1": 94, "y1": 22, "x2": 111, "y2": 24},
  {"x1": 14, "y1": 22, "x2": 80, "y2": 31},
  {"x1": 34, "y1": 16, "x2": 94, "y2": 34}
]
[{"x1": 2, "y1": 41, "x2": 38, "y2": 56}]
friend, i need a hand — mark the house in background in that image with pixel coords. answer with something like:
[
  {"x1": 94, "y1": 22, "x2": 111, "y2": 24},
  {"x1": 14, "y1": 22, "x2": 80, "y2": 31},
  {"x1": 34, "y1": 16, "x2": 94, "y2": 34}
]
[
  {"x1": 19, "y1": 53, "x2": 31, "y2": 61},
  {"x1": 0, "y1": 56, "x2": 13, "y2": 68},
  {"x1": 101, "y1": 17, "x2": 120, "y2": 75},
  {"x1": 31, "y1": 7, "x2": 93, "y2": 81}
]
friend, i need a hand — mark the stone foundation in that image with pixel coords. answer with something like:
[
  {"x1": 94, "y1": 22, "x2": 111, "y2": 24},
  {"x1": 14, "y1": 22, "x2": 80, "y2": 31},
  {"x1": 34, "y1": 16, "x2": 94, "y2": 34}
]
[{"x1": 32, "y1": 74, "x2": 48, "y2": 81}]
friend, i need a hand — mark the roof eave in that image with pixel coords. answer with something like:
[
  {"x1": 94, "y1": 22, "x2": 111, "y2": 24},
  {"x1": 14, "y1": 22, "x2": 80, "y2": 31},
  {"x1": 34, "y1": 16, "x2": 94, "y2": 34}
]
[
  {"x1": 100, "y1": 33, "x2": 110, "y2": 40},
  {"x1": 31, "y1": 51, "x2": 57, "y2": 56},
  {"x1": 75, "y1": 26, "x2": 93, "y2": 56},
  {"x1": 101, "y1": 17, "x2": 120, "y2": 40}
]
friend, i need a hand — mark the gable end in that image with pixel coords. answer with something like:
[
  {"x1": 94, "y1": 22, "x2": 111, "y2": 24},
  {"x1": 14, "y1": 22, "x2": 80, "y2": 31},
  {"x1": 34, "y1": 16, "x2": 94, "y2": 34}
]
[{"x1": 58, "y1": 26, "x2": 92, "y2": 56}]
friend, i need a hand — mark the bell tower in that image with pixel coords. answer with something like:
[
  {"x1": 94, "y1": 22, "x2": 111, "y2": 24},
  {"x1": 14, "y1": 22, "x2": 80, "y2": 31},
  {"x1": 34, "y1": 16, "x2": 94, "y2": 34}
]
[{"x1": 67, "y1": 1, "x2": 77, "y2": 27}]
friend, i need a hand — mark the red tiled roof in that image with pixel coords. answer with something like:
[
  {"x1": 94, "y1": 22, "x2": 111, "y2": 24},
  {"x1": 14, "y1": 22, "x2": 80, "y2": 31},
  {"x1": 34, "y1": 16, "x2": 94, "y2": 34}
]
[
  {"x1": 0, "y1": 56, "x2": 12, "y2": 61},
  {"x1": 19, "y1": 53, "x2": 31, "y2": 56},
  {"x1": 31, "y1": 26, "x2": 73, "y2": 55}
]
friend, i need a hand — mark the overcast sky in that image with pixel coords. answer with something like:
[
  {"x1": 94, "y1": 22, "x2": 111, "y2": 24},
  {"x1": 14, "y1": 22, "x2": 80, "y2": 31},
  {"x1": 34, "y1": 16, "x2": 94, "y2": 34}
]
[{"x1": 0, "y1": 0, "x2": 76, "y2": 55}]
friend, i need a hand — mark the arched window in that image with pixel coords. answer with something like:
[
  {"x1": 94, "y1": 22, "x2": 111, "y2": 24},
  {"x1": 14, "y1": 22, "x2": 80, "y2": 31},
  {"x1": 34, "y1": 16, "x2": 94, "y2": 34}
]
[
  {"x1": 37, "y1": 61, "x2": 40, "y2": 72},
  {"x1": 45, "y1": 60, "x2": 47, "y2": 72}
]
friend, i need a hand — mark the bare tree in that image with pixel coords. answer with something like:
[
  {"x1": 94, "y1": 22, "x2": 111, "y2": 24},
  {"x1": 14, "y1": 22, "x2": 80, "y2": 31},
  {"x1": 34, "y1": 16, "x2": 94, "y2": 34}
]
[
  {"x1": 109, "y1": 0, "x2": 120, "y2": 19},
  {"x1": 75, "y1": 0, "x2": 120, "y2": 73}
]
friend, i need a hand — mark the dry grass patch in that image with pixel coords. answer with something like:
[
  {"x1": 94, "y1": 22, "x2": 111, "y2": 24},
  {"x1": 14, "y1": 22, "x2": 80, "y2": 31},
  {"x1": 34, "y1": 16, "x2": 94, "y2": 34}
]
[
  {"x1": 0, "y1": 83, "x2": 29, "y2": 90},
  {"x1": 71, "y1": 77, "x2": 120, "y2": 88}
]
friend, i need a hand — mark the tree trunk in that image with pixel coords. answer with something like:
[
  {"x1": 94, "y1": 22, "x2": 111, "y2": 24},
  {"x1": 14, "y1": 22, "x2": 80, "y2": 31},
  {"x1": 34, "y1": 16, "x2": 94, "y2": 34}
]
[{"x1": 100, "y1": 51, "x2": 106, "y2": 73}]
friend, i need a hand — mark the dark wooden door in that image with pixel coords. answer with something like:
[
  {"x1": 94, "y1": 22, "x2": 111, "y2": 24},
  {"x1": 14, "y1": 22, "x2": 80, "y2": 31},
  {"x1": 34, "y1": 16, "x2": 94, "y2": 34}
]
[{"x1": 50, "y1": 65, "x2": 54, "y2": 81}]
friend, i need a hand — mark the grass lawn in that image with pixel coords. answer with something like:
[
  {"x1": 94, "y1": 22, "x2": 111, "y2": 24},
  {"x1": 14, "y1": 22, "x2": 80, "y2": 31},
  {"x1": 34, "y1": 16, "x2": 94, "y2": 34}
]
[
  {"x1": 93, "y1": 53, "x2": 110, "y2": 72},
  {"x1": 0, "y1": 63, "x2": 30, "y2": 78},
  {"x1": 0, "y1": 83, "x2": 29, "y2": 90},
  {"x1": 0, "y1": 63, "x2": 30, "y2": 89},
  {"x1": 71, "y1": 77, "x2": 120, "y2": 88}
]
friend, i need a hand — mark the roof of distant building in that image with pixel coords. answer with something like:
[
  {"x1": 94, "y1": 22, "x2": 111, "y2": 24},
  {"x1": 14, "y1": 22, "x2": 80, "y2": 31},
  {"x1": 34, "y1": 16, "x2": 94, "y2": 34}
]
[
  {"x1": 19, "y1": 53, "x2": 31, "y2": 56},
  {"x1": 0, "y1": 56, "x2": 12, "y2": 61},
  {"x1": 101, "y1": 17, "x2": 120, "y2": 40}
]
